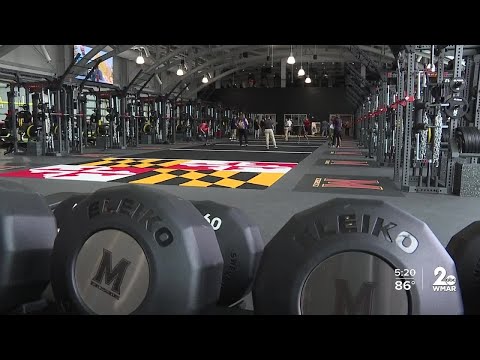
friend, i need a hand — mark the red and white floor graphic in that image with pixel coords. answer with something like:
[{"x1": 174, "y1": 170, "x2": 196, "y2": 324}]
[
  {"x1": 0, "y1": 164, "x2": 152, "y2": 182},
  {"x1": 0, "y1": 158, "x2": 298, "y2": 189}
]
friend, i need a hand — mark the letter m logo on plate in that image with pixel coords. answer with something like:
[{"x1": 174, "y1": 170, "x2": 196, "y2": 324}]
[{"x1": 91, "y1": 249, "x2": 131, "y2": 299}]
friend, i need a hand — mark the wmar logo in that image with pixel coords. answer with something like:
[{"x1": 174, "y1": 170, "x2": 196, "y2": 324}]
[
  {"x1": 432, "y1": 266, "x2": 457, "y2": 292},
  {"x1": 90, "y1": 249, "x2": 131, "y2": 300}
]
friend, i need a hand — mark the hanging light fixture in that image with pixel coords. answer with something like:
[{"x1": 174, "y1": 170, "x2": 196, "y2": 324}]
[
  {"x1": 305, "y1": 62, "x2": 311, "y2": 83},
  {"x1": 287, "y1": 45, "x2": 295, "y2": 65},
  {"x1": 271, "y1": 45, "x2": 274, "y2": 68},
  {"x1": 136, "y1": 49, "x2": 145, "y2": 65},
  {"x1": 202, "y1": 74, "x2": 209, "y2": 83},
  {"x1": 177, "y1": 59, "x2": 185, "y2": 76},
  {"x1": 297, "y1": 45, "x2": 305, "y2": 77}
]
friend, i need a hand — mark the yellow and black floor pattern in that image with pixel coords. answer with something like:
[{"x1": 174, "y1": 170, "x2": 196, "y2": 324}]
[{"x1": 0, "y1": 157, "x2": 297, "y2": 190}]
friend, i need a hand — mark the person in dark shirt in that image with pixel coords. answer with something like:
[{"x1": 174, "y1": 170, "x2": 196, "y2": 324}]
[
  {"x1": 237, "y1": 116, "x2": 249, "y2": 146},
  {"x1": 333, "y1": 116, "x2": 342, "y2": 148},
  {"x1": 263, "y1": 117, "x2": 277, "y2": 150},
  {"x1": 199, "y1": 120, "x2": 209, "y2": 145},
  {"x1": 230, "y1": 117, "x2": 237, "y2": 141},
  {"x1": 345, "y1": 120, "x2": 352, "y2": 136},
  {"x1": 254, "y1": 118, "x2": 260, "y2": 139},
  {"x1": 302, "y1": 117, "x2": 311, "y2": 144},
  {"x1": 321, "y1": 120, "x2": 329, "y2": 137}
]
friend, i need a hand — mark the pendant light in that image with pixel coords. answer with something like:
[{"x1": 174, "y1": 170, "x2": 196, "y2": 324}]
[
  {"x1": 287, "y1": 45, "x2": 295, "y2": 65},
  {"x1": 297, "y1": 45, "x2": 305, "y2": 77}
]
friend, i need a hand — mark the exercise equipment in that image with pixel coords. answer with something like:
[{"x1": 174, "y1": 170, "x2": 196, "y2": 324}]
[
  {"x1": 450, "y1": 78, "x2": 466, "y2": 93},
  {"x1": 252, "y1": 198, "x2": 463, "y2": 315},
  {"x1": 0, "y1": 181, "x2": 57, "y2": 313},
  {"x1": 455, "y1": 127, "x2": 480, "y2": 154},
  {"x1": 0, "y1": 181, "x2": 473, "y2": 315},
  {"x1": 445, "y1": 97, "x2": 468, "y2": 119},
  {"x1": 48, "y1": 193, "x2": 264, "y2": 308},
  {"x1": 446, "y1": 222, "x2": 480, "y2": 314},
  {"x1": 50, "y1": 185, "x2": 224, "y2": 315},
  {"x1": 45, "y1": 192, "x2": 88, "y2": 229},
  {"x1": 191, "y1": 201, "x2": 264, "y2": 306}
]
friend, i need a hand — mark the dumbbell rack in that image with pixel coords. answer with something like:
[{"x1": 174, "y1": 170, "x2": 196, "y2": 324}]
[{"x1": 1, "y1": 180, "x2": 472, "y2": 315}]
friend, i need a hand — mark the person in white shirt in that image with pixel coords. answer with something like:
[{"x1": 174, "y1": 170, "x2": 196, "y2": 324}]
[{"x1": 284, "y1": 118, "x2": 293, "y2": 141}]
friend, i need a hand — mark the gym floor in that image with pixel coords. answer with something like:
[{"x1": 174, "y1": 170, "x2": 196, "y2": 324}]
[
  {"x1": 2, "y1": 135, "x2": 479, "y2": 310},
  {"x1": 1, "y1": 135, "x2": 479, "y2": 247},
  {"x1": 0, "y1": 137, "x2": 480, "y2": 309}
]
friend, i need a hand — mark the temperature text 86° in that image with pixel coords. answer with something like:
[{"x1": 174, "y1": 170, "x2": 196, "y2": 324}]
[{"x1": 395, "y1": 279, "x2": 415, "y2": 290}]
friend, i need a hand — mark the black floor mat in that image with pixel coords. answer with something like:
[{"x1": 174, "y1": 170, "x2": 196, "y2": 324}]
[
  {"x1": 187, "y1": 143, "x2": 319, "y2": 152},
  {"x1": 129, "y1": 148, "x2": 311, "y2": 163},
  {"x1": 293, "y1": 174, "x2": 403, "y2": 197}
]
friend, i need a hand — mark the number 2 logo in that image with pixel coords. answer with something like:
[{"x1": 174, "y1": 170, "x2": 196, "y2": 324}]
[{"x1": 433, "y1": 267, "x2": 447, "y2": 286}]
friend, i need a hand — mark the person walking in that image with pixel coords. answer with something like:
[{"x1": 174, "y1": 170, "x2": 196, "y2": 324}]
[
  {"x1": 199, "y1": 120, "x2": 210, "y2": 146},
  {"x1": 264, "y1": 117, "x2": 277, "y2": 150},
  {"x1": 328, "y1": 120, "x2": 335, "y2": 147},
  {"x1": 333, "y1": 116, "x2": 343, "y2": 148},
  {"x1": 321, "y1": 119, "x2": 329, "y2": 137},
  {"x1": 237, "y1": 116, "x2": 249, "y2": 147},
  {"x1": 345, "y1": 120, "x2": 352, "y2": 137},
  {"x1": 230, "y1": 117, "x2": 237, "y2": 141},
  {"x1": 284, "y1": 117, "x2": 292, "y2": 141},
  {"x1": 254, "y1": 118, "x2": 260, "y2": 139},
  {"x1": 301, "y1": 117, "x2": 311, "y2": 144}
]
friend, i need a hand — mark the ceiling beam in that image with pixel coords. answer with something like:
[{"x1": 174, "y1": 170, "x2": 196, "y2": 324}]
[
  {"x1": 0, "y1": 45, "x2": 21, "y2": 58},
  {"x1": 347, "y1": 45, "x2": 383, "y2": 77},
  {"x1": 144, "y1": 45, "x2": 192, "y2": 74}
]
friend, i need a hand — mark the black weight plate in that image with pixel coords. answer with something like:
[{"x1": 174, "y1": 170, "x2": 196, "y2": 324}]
[
  {"x1": 51, "y1": 185, "x2": 224, "y2": 315},
  {"x1": 445, "y1": 98, "x2": 468, "y2": 119},
  {"x1": 467, "y1": 127, "x2": 478, "y2": 153},
  {"x1": 191, "y1": 200, "x2": 264, "y2": 306},
  {"x1": 465, "y1": 127, "x2": 476, "y2": 153},
  {"x1": 461, "y1": 127, "x2": 473, "y2": 153},
  {"x1": 450, "y1": 78, "x2": 466, "y2": 93},
  {"x1": 463, "y1": 127, "x2": 478, "y2": 154},
  {"x1": 45, "y1": 192, "x2": 87, "y2": 211},
  {"x1": 470, "y1": 127, "x2": 480, "y2": 154},
  {"x1": 253, "y1": 198, "x2": 463, "y2": 315},
  {"x1": 447, "y1": 222, "x2": 480, "y2": 314},
  {"x1": 52, "y1": 194, "x2": 89, "y2": 230},
  {"x1": 0, "y1": 187, "x2": 57, "y2": 313}
]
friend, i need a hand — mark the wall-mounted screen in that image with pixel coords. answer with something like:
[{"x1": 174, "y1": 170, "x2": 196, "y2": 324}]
[{"x1": 74, "y1": 45, "x2": 114, "y2": 85}]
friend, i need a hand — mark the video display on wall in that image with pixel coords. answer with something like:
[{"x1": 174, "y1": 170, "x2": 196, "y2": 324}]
[{"x1": 74, "y1": 45, "x2": 114, "y2": 85}]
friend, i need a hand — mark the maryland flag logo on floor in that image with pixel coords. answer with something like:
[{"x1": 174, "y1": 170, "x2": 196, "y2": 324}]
[{"x1": 0, "y1": 158, "x2": 297, "y2": 190}]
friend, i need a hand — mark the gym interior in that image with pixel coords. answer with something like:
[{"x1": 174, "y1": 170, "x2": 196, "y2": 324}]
[{"x1": 0, "y1": 44, "x2": 479, "y2": 315}]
